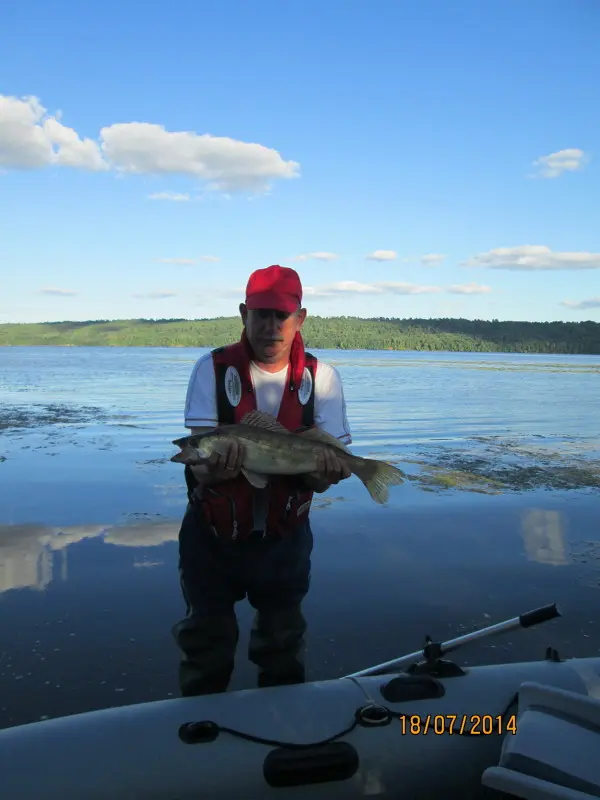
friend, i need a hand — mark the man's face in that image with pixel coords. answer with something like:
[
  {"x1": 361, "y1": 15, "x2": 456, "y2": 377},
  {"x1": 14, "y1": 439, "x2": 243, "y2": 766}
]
[{"x1": 240, "y1": 304, "x2": 307, "y2": 364}]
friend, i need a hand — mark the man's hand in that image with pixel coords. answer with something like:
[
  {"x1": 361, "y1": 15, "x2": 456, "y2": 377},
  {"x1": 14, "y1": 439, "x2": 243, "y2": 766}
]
[
  {"x1": 190, "y1": 440, "x2": 245, "y2": 485},
  {"x1": 302, "y1": 448, "x2": 351, "y2": 493},
  {"x1": 315, "y1": 448, "x2": 351, "y2": 485}
]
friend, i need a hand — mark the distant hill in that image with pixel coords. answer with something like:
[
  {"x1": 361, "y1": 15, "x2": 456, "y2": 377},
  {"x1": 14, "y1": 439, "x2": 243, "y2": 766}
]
[{"x1": 0, "y1": 316, "x2": 598, "y2": 354}]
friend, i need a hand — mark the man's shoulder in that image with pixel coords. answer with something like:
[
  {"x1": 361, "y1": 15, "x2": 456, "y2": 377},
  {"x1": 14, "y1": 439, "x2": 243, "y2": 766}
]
[
  {"x1": 312, "y1": 359, "x2": 345, "y2": 394},
  {"x1": 191, "y1": 342, "x2": 238, "y2": 367},
  {"x1": 191, "y1": 351, "x2": 214, "y2": 370},
  {"x1": 212, "y1": 341, "x2": 245, "y2": 358},
  {"x1": 187, "y1": 351, "x2": 218, "y2": 388},
  {"x1": 311, "y1": 358, "x2": 340, "y2": 380},
  {"x1": 309, "y1": 357, "x2": 352, "y2": 442}
]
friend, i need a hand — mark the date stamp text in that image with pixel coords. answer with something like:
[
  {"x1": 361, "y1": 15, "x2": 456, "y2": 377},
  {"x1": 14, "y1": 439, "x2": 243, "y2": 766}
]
[{"x1": 400, "y1": 714, "x2": 517, "y2": 735}]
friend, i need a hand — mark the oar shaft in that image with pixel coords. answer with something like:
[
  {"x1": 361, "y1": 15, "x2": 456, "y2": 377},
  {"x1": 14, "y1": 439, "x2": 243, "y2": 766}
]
[{"x1": 343, "y1": 603, "x2": 560, "y2": 679}]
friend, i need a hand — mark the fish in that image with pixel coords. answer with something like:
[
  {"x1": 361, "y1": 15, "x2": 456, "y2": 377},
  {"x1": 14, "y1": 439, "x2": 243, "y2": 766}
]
[{"x1": 170, "y1": 409, "x2": 405, "y2": 504}]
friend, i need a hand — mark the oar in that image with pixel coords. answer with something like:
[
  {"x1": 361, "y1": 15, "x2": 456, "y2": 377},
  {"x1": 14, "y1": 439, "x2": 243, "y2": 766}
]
[{"x1": 343, "y1": 602, "x2": 561, "y2": 678}]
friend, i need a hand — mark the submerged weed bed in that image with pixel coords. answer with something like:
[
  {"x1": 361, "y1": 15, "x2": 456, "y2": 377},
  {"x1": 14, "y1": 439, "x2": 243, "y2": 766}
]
[
  {"x1": 0, "y1": 403, "x2": 111, "y2": 431},
  {"x1": 405, "y1": 435, "x2": 600, "y2": 494}
]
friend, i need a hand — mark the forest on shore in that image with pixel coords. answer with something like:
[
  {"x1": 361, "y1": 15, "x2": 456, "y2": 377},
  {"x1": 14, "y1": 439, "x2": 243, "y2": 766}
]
[{"x1": 0, "y1": 316, "x2": 598, "y2": 354}]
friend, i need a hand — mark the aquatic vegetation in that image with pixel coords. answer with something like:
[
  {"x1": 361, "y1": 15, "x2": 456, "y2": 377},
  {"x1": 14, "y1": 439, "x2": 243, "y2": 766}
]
[
  {"x1": 405, "y1": 436, "x2": 600, "y2": 494},
  {"x1": 407, "y1": 467, "x2": 503, "y2": 494},
  {"x1": 0, "y1": 403, "x2": 111, "y2": 431}
]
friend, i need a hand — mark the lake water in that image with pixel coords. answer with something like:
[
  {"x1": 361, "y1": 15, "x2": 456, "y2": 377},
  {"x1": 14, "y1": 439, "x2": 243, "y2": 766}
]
[{"x1": 1, "y1": 346, "x2": 599, "y2": 730}]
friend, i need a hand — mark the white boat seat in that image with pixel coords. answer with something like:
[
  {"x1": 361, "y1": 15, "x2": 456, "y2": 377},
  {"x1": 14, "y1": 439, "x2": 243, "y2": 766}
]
[{"x1": 481, "y1": 681, "x2": 600, "y2": 799}]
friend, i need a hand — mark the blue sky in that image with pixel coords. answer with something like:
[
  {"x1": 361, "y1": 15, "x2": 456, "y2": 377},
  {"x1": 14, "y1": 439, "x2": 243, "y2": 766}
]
[{"x1": 1, "y1": 0, "x2": 599, "y2": 324}]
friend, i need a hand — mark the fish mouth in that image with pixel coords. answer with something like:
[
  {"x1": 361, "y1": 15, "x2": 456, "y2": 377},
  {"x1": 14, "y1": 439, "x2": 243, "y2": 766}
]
[{"x1": 170, "y1": 449, "x2": 209, "y2": 465}]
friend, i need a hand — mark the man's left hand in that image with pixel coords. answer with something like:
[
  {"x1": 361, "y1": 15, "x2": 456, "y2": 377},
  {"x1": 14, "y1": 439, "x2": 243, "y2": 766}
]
[{"x1": 314, "y1": 448, "x2": 351, "y2": 485}]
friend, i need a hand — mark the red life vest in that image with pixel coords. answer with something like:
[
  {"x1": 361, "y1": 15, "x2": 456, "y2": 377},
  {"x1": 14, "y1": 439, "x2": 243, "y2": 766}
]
[{"x1": 185, "y1": 330, "x2": 318, "y2": 540}]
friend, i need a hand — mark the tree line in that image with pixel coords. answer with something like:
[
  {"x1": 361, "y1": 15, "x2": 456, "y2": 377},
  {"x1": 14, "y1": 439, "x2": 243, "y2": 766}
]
[{"x1": 0, "y1": 316, "x2": 598, "y2": 354}]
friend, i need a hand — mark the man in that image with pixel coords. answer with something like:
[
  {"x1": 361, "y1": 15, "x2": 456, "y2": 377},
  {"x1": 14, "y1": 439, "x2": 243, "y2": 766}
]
[{"x1": 171, "y1": 264, "x2": 353, "y2": 697}]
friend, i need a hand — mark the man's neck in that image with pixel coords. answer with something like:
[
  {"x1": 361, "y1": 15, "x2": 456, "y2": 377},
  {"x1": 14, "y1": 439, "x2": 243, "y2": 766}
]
[{"x1": 251, "y1": 358, "x2": 290, "y2": 373}]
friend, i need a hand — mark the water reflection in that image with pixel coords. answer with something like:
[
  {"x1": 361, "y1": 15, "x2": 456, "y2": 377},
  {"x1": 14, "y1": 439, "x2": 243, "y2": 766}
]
[
  {"x1": 0, "y1": 506, "x2": 581, "y2": 595},
  {"x1": 0, "y1": 519, "x2": 179, "y2": 594},
  {"x1": 0, "y1": 524, "x2": 56, "y2": 593},
  {"x1": 0, "y1": 502, "x2": 349, "y2": 596},
  {"x1": 520, "y1": 508, "x2": 570, "y2": 566}
]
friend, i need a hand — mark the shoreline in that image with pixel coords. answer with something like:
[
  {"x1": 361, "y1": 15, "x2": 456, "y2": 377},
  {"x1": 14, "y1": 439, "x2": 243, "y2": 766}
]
[
  {"x1": 1, "y1": 317, "x2": 599, "y2": 355},
  {"x1": 2, "y1": 343, "x2": 600, "y2": 356}
]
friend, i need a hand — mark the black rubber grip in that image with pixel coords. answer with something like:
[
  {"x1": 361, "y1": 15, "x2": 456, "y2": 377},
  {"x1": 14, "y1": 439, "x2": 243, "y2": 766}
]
[{"x1": 519, "y1": 603, "x2": 560, "y2": 628}]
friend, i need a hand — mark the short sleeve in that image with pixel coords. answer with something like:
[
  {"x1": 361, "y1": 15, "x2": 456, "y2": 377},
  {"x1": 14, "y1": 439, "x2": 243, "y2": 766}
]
[
  {"x1": 184, "y1": 353, "x2": 218, "y2": 428},
  {"x1": 313, "y1": 362, "x2": 352, "y2": 444}
]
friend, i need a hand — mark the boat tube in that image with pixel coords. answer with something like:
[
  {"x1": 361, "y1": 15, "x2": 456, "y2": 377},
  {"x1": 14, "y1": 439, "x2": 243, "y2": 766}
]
[{"x1": 1, "y1": 602, "x2": 600, "y2": 799}]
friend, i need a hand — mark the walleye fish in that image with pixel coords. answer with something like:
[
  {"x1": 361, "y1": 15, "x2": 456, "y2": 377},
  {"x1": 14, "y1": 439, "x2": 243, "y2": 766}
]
[{"x1": 170, "y1": 410, "x2": 405, "y2": 504}]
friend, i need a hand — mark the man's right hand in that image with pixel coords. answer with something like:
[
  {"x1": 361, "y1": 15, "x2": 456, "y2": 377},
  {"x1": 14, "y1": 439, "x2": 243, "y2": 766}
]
[{"x1": 190, "y1": 440, "x2": 245, "y2": 484}]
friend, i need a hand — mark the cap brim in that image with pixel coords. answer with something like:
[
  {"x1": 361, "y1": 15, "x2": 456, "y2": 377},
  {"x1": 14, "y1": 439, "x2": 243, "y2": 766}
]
[{"x1": 245, "y1": 291, "x2": 299, "y2": 313}]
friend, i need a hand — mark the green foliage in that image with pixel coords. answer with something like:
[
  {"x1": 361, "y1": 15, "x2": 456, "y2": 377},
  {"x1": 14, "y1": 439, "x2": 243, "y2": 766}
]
[{"x1": 0, "y1": 316, "x2": 598, "y2": 354}]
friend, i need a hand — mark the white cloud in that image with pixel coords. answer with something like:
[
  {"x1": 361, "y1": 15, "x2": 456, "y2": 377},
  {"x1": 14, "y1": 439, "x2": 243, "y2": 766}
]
[
  {"x1": 293, "y1": 252, "x2": 339, "y2": 262},
  {"x1": 202, "y1": 279, "x2": 503, "y2": 310},
  {"x1": 156, "y1": 257, "x2": 197, "y2": 265},
  {"x1": 0, "y1": 94, "x2": 299, "y2": 193},
  {"x1": 463, "y1": 245, "x2": 600, "y2": 271},
  {"x1": 399, "y1": 253, "x2": 447, "y2": 265},
  {"x1": 304, "y1": 281, "x2": 380, "y2": 297},
  {"x1": 38, "y1": 287, "x2": 78, "y2": 296},
  {"x1": 149, "y1": 191, "x2": 191, "y2": 201},
  {"x1": 132, "y1": 290, "x2": 178, "y2": 299},
  {"x1": 209, "y1": 281, "x2": 444, "y2": 303},
  {"x1": 531, "y1": 148, "x2": 589, "y2": 179},
  {"x1": 0, "y1": 95, "x2": 106, "y2": 171},
  {"x1": 199, "y1": 255, "x2": 221, "y2": 262},
  {"x1": 448, "y1": 283, "x2": 491, "y2": 295},
  {"x1": 366, "y1": 250, "x2": 397, "y2": 261},
  {"x1": 420, "y1": 253, "x2": 446, "y2": 265},
  {"x1": 561, "y1": 297, "x2": 600, "y2": 310},
  {"x1": 214, "y1": 280, "x2": 493, "y2": 302},
  {"x1": 305, "y1": 281, "x2": 443, "y2": 298},
  {"x1": 101, "y1": 121, "x2": 299, "y2": 192}
]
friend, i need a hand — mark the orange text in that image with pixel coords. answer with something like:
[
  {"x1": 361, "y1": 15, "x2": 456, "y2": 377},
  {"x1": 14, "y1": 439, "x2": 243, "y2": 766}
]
[{"x1": 399, "y1": 714, "x2": 517, "y2": 736}]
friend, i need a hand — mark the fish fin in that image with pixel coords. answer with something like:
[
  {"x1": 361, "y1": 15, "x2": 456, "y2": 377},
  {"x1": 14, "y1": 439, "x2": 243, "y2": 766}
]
[
  {"x1": 241, "y1": 467, "x2": 269, "y2": 489},
  {"x1": 240, "y1": 410, "x2": 291, "y2": 434},
  {"x1": 351, "y1": 458, "x2": 406, "y2": 504},
  {"x1": 298, "y1": 427, "x2": 352, "y2": 454}
]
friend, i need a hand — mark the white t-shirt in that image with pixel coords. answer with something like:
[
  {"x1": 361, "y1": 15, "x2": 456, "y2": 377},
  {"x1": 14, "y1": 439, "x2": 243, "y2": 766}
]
[{"x1": 184, "y1": 352, "x2": 352, "y2": 444}]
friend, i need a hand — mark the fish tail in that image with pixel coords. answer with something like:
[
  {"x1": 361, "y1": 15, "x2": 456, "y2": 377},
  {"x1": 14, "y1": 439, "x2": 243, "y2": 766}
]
[{"x1": 351, "y1": 457, "x2": 405, "y2": 504}]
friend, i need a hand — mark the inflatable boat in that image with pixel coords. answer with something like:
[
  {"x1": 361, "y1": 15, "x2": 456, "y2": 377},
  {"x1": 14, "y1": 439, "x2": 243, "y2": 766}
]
[{"x1": 1, "y1": 602, "x2": 599, "y2": 799}]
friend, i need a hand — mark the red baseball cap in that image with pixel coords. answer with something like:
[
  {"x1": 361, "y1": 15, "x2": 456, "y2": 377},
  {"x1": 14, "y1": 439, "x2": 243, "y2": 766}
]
[{"x1": 245, "y1": 265, "x2": 303, "y2": 313}]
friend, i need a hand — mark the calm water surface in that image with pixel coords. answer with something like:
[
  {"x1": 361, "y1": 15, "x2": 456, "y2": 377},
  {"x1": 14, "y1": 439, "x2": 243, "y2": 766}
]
[{"x1": 1, "y1": 346, "x2": 599, "y2": 730}]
